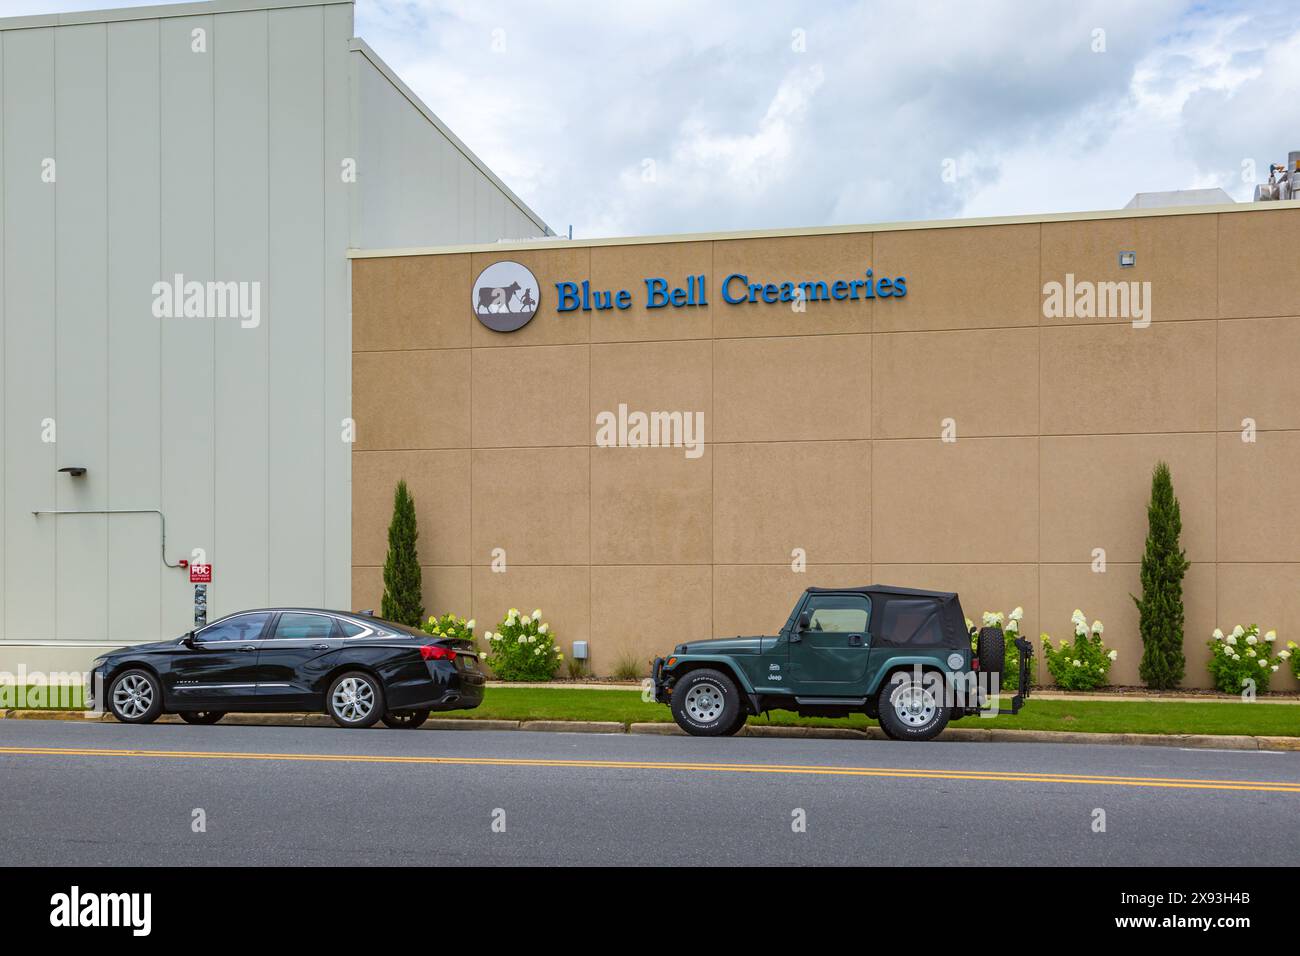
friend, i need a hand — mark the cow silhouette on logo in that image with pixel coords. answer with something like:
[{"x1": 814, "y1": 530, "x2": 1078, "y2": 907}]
[
  {"x1": 471, "y1": 261, "x2": 541, "y2": 332},
  {"x1": 477, "y1": 281, "x2": 533, "y2": 314}
]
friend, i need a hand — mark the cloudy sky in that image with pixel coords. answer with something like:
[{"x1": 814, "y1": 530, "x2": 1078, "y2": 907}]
[{"x1": 5, "y1": 0, "x2": 1299, "y2": 238}]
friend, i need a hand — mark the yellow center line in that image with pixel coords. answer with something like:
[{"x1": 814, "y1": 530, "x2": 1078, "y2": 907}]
[{"x1": 2, "y1": 745, "x2": 1299, "y2": 793}]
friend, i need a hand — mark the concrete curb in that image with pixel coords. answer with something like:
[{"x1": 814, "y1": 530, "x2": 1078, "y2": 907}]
[
  {"x1": 3, "y1": 709, "x2": 1297, "y2": 751},
  {"x1": 517, "y1": 720, "x2": 624, "y2": 734},
  {"x1": 425, "y1": 718, "x2": 520, "y2": 732},
  {"x1": 479, "y1": 682, "x2": 1300, "y2": 705}
]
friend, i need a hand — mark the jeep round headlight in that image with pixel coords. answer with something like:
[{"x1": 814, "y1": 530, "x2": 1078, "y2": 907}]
[{"x1": 947, "y1": 652, "x2": 964, "y2": 669}]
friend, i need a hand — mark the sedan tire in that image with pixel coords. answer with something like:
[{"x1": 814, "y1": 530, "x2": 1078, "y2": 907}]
[
  {"x1": 108, "y1": 668, "x2": 164, "y2": 725},
  {"x1": 327, "y1": 671, "x2": 385, "y2": 728}
]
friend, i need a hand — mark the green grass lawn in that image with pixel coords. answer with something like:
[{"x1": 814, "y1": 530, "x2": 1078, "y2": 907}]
[
  {"x1": 440, "y1": 687, "x2": 1299, "y2": 737},
  {"x1": 8, "y1": 684, "x2": 1295, "y2": 737}
]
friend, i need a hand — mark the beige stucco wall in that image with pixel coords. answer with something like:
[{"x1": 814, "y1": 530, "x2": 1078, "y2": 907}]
[{"x1": 350, "y1": 205, "x2": 1300, "y2": 690}]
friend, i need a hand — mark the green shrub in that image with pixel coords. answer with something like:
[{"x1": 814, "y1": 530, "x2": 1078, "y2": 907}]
[
  {"x1": 611, "y1": 652, "x2": 644, "y2": 681},
  {"x1": 1042, "y1": 610, "x2": 1117, "y2": 691},
  {"x1": 1207, "y1": 625, "x2": 1284, "y2": 695},
  {"x1": 1133, "y1": 461, "x2": 1189, "y2": 689},
  {"x1": 1287, "y1": 641, "x2": 1298, "y2": 681},
  {"x1": 966, "y1": 607, "x2": 1031, "y2": 690},
  {"x1": 482, "y1": 608, "x2": 562, "y2": 681},
  {"x1": 381, "y1": 479, "x2": 424, "y2": 626}
]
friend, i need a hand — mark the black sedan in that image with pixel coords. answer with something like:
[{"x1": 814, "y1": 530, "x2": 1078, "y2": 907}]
[{"x1": 88, "y1": 609, "x2": 485, "y2": 729}]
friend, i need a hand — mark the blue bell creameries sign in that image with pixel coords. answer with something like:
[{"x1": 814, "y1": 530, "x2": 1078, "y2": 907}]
[
  {"x1": 471, "y1": 260, "x2": 907, "y2": 332},
  {"x1": 557, "y1": 269, "x2": 906, "y2": 312}
]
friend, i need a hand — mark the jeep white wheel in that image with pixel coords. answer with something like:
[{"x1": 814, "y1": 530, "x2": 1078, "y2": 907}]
[
  {"x1": 876, "y1": 670, "x2": 951, "y2": 742},
  {"x1": 683, "y1": 681, "x2": 726, "y2": 723},
  {"x1": 892, "y1": 683, "x2": 938, "y2": 727}
]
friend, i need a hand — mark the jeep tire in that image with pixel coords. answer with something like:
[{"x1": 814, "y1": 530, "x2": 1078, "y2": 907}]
[
  {"x1": 877, "y1": 669, "x2": 951, "y2": 742},
  {"x1": 671, "y1": 668, "x2": 741, "y2": 737},
  {"x1": 720, "y1": 707, "x2": 749, "y2": 737},
  {"x1": 977, "y1": 626, "x2": 1005, "y2": 677}
]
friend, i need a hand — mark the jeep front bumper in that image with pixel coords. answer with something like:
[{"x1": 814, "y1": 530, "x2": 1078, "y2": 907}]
[{"x1": 650, "y1": 656, "x2": 670, "y2": 703}]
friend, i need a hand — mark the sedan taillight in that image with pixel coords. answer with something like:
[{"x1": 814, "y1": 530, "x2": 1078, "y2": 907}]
[{"x1": 420, "y1": 644, "x2": 456, "y2": 662}]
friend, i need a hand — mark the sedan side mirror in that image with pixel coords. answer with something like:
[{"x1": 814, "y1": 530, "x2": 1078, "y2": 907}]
[
  {"x1": 181, "y1": 632, "x2": 196, "y2": 648},
  {"x1": 798, "y1": 611, "x2": 811, "y2": 630},
  {"x1": 790, "y1": 611, "x2": 810, "y2": 643}
]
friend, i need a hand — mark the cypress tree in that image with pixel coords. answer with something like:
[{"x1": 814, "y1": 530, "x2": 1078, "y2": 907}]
[
  {"x1": 1132, "y1": 461, "x2": 1189, "y2": 689},
  {"x1": 381, "y1": 479, "x2": 424, "y2": 626}
]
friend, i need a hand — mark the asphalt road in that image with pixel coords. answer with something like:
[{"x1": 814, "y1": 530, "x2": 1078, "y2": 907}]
[{"x1": 2, "y1": 719, "x2": 1297, "y2": 866}]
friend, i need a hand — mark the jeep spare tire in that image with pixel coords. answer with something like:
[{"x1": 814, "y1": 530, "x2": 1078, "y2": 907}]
[
  {"x1": 877, "y1": 670, "x2": 951, "y2": 742},
  {"x1": 977, "y1": 626, "x2": 1005, "y2": 677},
  {"x1": 671, "y1": 668, "x2": 741, "y2": 737}
]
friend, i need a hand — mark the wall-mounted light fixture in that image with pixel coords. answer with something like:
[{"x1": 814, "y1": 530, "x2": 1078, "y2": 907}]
[
  {"x1": 1118, "y1": 250, "x2": 1137, "y2": 268},
  {"x1": 58, "y1": 466, "x2": 87, "y2": 477}
]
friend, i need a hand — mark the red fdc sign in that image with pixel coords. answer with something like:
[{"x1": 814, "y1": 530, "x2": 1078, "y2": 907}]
[{"x1": 189, "y1": 563, "x2": 212, "y2": 584}]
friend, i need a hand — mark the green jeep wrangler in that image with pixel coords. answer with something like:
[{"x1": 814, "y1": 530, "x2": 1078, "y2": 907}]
[{"x1": 651, "y1": 585, "x2": 1031, "y2": 741}]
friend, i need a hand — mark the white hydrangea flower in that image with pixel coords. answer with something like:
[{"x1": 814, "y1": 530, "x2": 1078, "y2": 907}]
[
  {"x1": 1258, "y1": 659, "x2": 1268, "y2": 668},
  {"x1": 1010, "y1": 606, "x2": 1024, "y2": 622},
  {"x1": 517, "y1": 635, "x2": 526, "y2": 644},
  {"x1": 1071, "y1": 609, "x2": 1085, "y2": 624},
  {"x1": 1072, "y1": 659, "x2": 1081, "y2": 667},
  {"x1": 1270, "y1": 665, "x2": 1279, "y2": 672},
  {"x1": 1264, "y1": 630, "x2": 1276, "y2": 643},
  {"x1": 1279, "y1": 649, "x2": 1292, "y2": 660},
  {"x1": 478, "y1": 652, "x2": 486, "y2": 660},
  {"x1": 1092, "y1": 620, "x2": 1103, "y2": 635},
  {"x1": 1232, "y1": 625, "x2": 1245, "y2": 638},
  {"x1": 539, "y1": 623, "x2": 549, "y2": 635},
  {"x1": 1212, "y1": 628, "x2": 1224, "y2": 640},
  {"x1": 532, "y1": 609, "x2": 542, "y2": 621},
  {"x1": 1107, "y1": 649, "x2": 1118, "y2": 661},
  {"x1": 465, "y1": 619, "x2": 475, "y2": 631},
  {"x1": 1226, "y1": 634, "x2": 1237, "y2": 646},
  {"x1": 1246, "y1": 634, "x2": 1258, "y2": 646},
  {"x1": 1246, "y1": 648, "x2": 1256, "y2": 658}
]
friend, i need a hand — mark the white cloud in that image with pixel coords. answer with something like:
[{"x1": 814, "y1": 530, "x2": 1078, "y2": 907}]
[{"x1": 7, "y1": 0, "x2": 1298, "y2": 236}]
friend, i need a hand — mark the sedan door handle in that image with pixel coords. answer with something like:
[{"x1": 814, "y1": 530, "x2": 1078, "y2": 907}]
[
  {"x1": 240, "y1": 644, "x2": 257, "y2": 653},
  {"x1": 311, "y1": 643, "x2": 329, "y2": 650}
]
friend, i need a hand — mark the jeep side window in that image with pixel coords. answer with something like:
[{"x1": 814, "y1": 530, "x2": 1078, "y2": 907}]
[
  {"x1": 802, "y1": 594, "x2": 870, "y2": 632},
  {"x1": 878, "y1": 598, "x2": 944, "y2": 645}
]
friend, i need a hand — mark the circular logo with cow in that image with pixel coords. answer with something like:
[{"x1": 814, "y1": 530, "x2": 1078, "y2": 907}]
[{"x1": 471, "y1": 260, "x2": 540, "y2": 332}]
